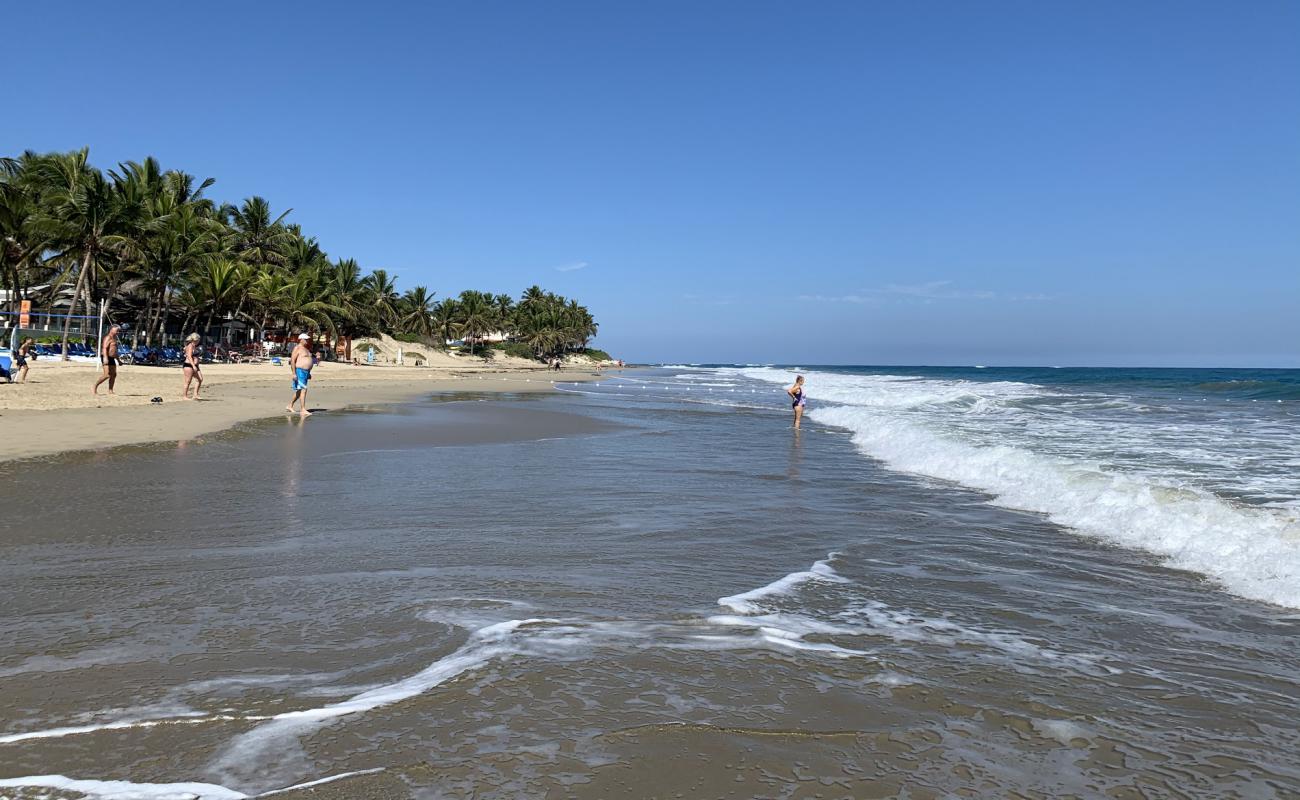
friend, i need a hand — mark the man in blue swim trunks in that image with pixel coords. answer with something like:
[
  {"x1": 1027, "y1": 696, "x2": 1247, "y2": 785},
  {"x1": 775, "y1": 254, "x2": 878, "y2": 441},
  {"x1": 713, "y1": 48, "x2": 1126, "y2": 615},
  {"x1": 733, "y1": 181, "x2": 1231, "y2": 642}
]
[{"x1": 286, "y1": 332, "x2": 315, "y2": 417}]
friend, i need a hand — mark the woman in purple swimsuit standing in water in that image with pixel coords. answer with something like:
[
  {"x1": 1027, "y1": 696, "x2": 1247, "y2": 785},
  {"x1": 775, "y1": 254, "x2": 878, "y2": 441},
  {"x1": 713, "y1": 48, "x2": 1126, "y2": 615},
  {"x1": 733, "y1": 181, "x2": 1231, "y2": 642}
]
[{"x1": 787, "y1": 374, "x2": 807, "y2": 429}]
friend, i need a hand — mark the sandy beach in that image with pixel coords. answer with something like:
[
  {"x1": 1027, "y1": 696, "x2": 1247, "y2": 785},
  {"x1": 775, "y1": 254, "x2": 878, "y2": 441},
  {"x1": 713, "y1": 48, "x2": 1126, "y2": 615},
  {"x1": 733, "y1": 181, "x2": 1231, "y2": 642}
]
[{"x1": 0, "y1": 358, "x2": 606, "y2": 463}]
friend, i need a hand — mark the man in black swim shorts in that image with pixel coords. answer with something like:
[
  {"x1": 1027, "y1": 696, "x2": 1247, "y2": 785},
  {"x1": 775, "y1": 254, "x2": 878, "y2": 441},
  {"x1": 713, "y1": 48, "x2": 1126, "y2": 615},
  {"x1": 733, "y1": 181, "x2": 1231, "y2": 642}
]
[{"x1": 93, "y1": 325, "x2": 121, "y2": 396}]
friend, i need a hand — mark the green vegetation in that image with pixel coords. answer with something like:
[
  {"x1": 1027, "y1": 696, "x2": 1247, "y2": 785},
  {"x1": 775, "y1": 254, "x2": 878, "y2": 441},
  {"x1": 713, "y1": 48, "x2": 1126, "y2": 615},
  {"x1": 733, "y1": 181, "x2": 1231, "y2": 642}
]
[
  {"x1": 0, "y1": 149, "x2": 603, "y2": 361},
  {"x1": 492, "y1": 341, "x2": 538, "y2": 360},
  {"x1": 580, "y1": 348, "x2": 613, "y2": 362}
]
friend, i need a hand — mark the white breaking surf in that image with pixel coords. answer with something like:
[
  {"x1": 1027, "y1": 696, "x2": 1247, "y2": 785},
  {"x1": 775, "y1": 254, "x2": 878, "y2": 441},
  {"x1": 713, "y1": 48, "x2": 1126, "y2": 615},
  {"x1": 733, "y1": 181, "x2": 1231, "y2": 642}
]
[{"x1": 734, "y1": 367, "x2": 1300, "y2": 609}]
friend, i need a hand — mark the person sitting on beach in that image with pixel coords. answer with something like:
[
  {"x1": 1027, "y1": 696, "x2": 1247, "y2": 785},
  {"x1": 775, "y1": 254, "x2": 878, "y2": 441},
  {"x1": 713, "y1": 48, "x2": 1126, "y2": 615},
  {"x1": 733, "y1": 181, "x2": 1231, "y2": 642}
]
[
  {"x1": 286, "y1": 332, "x2": 315, "y2": 417},
  {"x1": 181, "y1": 333, "x2": 203, "y2": 400},
  {"x1": 787, "y1": 374, "x2": 807, "y2": 429},
  {"x1": 93, "y1": 325, "x2": 121, "y2": 396},
  {"x1": 14, "y1": 337, "x2": 34, "y2": 383}
]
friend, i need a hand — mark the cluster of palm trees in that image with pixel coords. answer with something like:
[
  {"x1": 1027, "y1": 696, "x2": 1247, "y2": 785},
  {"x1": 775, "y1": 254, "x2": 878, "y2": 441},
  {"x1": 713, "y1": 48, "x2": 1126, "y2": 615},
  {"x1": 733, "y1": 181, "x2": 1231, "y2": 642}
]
[
  {"x1": 430, "y1": 288, "x2": 599, "y2": 357},
  {"x1": 1, "y1": 149, "x2": 599, "y2": 360}
]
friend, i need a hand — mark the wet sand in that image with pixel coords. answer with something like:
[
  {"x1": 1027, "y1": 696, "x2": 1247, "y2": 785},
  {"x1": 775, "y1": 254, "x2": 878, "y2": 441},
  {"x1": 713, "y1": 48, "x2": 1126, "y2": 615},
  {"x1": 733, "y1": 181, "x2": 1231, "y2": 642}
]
[{"x1": 0, "y1": 360, "x2": 605, "y2": 463}]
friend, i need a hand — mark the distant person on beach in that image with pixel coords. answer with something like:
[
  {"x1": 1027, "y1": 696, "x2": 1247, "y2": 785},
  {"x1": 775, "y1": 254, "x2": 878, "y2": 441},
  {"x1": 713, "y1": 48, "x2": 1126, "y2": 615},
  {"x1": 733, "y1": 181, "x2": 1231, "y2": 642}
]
[
  {"x1": 286, "y1": 333, "x2": 315, "y2": 417},
  {"x1": 787, "y1": 374, "x2": 807, "y2": 429},
  {"x1": 181, "y1": 333, "x2": 203, "y2": 400},
  {"x1": 93, "y1": 325, "x2": 121, "y2": 396},
  {"x1": 14, "y1": 337, "x2": 34, "y2": 383}
]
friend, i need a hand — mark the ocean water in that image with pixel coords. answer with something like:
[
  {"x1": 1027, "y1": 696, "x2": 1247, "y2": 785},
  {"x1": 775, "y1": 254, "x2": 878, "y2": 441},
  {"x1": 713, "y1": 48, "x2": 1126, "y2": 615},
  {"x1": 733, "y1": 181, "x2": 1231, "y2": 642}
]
[
  {"x1": 686, "y1": 365, "x2": 1300, "y2": 609},
  {"x1": 1, "y1": 370, "x2": 1298, "y2": 799}
]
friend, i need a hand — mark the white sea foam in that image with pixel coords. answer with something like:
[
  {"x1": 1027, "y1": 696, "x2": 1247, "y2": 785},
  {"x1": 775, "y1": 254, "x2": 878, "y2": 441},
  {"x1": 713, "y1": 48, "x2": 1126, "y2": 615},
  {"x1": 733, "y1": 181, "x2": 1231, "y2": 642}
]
[
  {"x1": 0, "y1": 645, "x2": 163, "y2": 679},
  {"x1": 715, "y1": 555, "x2": 1110, "y2": 673},
  {"x1": 208, "y1": 618, "x2": 577, "y2": 781},
  {"x1": 706, "y1": 614, "x2": 870, "y2": 658},
  {"x1": 0, "y1": 712, "x2": 273, "y2": 745},
  {"x1": 836, "y1": 601, "x2": 1110, "y2": 674},
  {"x1": 257, "y1": 768, "x2": 385, "y2": 796},
  {"x1": 0, "y1": 769, "x2": 386, "y2": 800},
  {"x1": 0, "y1": 775, "x2": 247, "y2": 799},
  {"x1": 717, "y1": 556, "x2": 846, "y2": 614},
  {"x1": 0, "y1": 713, "x2": 201, "y2": 745},
  {"x1": 1031, "y1": 718, "x2": 1095, "y2": 747},
  {"x1": 734, "y1": 367, "x2": 1300, "y2": 609}
]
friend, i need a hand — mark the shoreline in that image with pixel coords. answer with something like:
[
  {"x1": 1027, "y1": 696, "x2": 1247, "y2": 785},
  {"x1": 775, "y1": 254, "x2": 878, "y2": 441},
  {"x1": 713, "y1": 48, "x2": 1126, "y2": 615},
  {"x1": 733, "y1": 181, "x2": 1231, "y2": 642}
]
[{"x1": 0, "y1": 360, "x2": 608, "y2": 463}]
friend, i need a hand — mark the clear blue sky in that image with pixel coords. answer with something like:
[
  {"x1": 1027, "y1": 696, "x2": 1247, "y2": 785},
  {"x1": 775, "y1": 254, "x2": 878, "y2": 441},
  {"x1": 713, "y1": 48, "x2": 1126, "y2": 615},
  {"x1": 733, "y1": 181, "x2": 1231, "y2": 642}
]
[{"x1": 6, "y1": 1, "x2": 1298, "y2": 366}]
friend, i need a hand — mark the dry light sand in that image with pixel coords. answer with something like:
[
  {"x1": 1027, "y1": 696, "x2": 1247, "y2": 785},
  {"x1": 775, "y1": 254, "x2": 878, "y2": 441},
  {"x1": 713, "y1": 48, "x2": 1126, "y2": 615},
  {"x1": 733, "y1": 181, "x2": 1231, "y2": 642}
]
[{"x1": 0, "y1": 357, "x2": 607, "y2": 463}]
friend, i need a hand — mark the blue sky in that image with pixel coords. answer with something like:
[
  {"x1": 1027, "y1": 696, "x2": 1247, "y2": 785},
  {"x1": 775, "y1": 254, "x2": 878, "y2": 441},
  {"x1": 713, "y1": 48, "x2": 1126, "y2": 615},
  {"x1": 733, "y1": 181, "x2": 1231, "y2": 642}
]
[{"x1": 6, "y1": 1, "x2": 1298, "y2": 366}]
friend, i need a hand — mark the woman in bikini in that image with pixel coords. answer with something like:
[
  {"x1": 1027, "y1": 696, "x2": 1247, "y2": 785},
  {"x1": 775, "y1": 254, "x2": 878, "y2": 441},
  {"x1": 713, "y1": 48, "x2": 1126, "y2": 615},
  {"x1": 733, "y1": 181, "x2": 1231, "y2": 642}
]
[
  {"x1": 181, "y1": 333, "x2": 203, "y2": 399},
  {"x1": 787, "y1": 374, "x2": 807, "y2": 429}
]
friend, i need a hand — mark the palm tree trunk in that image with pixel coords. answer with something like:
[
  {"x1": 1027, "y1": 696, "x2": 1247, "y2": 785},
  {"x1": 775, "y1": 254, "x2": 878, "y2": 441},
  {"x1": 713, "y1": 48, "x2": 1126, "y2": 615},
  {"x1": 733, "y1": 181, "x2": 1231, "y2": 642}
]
[
  {"x1": 60, "y1": 251, "x2": 92, "y2": 361},
  {"x1": 101, "y1": 280, "x2": 123, "y2": 334},
  {"x1": 155, "y1": 288, "x2": 173, "y2": 345},
  {"x1": 231, "y1": 297, "x2": 249, "y2": 346},
  {"x1": 144, "y1": 290, "x2": 157, "y2": 346},
  {"x1": 136, "y1": 291, "x2": 156, "y2": 348},
  {"x1": 82, "y1": 270, "x2": 97, "y2": 346},
  {"x1": 6, "y1": 266, "x2": 17, "y2": 316},
  {"x1": 158, "y1": 286, "x2": 170, "y2": 341}
]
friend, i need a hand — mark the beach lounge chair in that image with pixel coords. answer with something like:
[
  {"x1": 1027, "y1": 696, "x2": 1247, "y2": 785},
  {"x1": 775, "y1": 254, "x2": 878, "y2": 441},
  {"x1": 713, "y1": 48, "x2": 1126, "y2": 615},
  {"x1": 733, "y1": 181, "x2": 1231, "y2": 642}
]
[
  {"x1": 271, "y1": 356, "x2": 282, "y2": 366},
  {"x1": 0, "y1": 356, "x2": 11, "y2": 382}
]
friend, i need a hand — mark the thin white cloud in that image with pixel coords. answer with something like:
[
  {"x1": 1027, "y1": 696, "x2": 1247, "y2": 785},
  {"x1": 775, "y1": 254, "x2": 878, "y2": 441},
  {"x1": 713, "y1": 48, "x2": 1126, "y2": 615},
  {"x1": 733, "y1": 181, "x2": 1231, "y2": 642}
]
[
  {"x1": 555, "y1": 261, "x2": 589, "y2": 272},
  {"x1": 880, "y1": 280, "x2": 1051, "y2": 302},
  {"x1": 799, "y1": 281, "x2": 1053, "y2": 304},
  {"x1": 882, "y1": 280, "x2": 994, "y2": 300},
  {"x1": 798, "y1": 293, "x2": 876, "y2": 304}
]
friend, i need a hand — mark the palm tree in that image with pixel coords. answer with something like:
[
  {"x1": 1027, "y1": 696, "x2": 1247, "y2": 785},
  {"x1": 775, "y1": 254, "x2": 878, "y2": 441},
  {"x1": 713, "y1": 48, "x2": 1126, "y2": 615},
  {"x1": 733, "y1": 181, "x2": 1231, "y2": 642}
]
[
  {"x1": 281, "y1": 226, "x2": 326, "y2": 273},
  {"x1": 191, "y1": 257, "x2": 248, "y2": 335},
  {"x1": 33, "y1": 149, "x2": 140, "y2": 358},
  {"x1": 247, "y1": 269, "x2": 292, "y2": 341},
  {"x1": 455, "y1": 290, "x2": 494, "y2": 356},
  {"x1": 399, "y1": 286, "x2": 436, "y2": 338},
  {"x1": 280, "y1": 267, "x2": 341, "y2": 337},
  {"x1": 134, "y1": 201, "x2": 223, "y2": 345},
  {"x1": 493, "y1": 293, "x2": 515, "y2": 335},
  {"x1": 521, "y1": 284, "x2": 546, "y2": 308},
  {"x1": 432, "y1": 298, "x2": 459, "y2": 348},
  {"x1": 329, "y1": 258, "x2": 370, "y2": 360},
  {"x1": 515, "y1": 305, "x2": 561, "y2": 359},
  {"x1": 363, "y1": 269, "x2": 400, "y2": 329},
  {"x1": 224, "y1": 196, "x2": 290, "y2": 270},
  {"x1": 3, "y1": 149, "x2": 604, "y2": 362},
  {"x1": 0, "y1": 155, "x2": 52, "y2": 322}
]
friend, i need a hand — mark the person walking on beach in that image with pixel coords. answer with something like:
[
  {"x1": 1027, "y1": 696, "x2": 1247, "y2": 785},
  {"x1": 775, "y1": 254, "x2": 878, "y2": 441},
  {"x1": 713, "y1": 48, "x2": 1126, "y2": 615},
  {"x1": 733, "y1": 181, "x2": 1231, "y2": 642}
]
[
  {"x1": 14, "y1": 337, "x2": 34, "y2": 383},
  {"x1": 93, "y1": 325, "x2": 121, "y2": 396},
  {"x1": 286, "y1": 333, "x2": 315, "y2": 417},
  {"x1": 181, "y1": 333, "x2": 203, "y2": 400},
  {"x1": 787, "y1": 374, "x2": 807, "y2": 429}
]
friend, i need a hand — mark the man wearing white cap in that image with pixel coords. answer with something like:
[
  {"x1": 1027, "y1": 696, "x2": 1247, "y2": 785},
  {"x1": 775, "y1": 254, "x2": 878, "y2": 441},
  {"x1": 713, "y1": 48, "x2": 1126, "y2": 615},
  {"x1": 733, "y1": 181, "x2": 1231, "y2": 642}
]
[{"x1": 286, "y1": 332, "x2": 316, "y2": 417}]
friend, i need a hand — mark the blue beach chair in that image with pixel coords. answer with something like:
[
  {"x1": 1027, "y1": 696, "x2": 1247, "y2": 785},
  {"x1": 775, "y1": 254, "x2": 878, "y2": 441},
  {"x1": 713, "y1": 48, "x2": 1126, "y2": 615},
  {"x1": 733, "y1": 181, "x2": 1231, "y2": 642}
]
[{"x1": 0, "y1": 355, "x2": 12, "y2": 383}]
